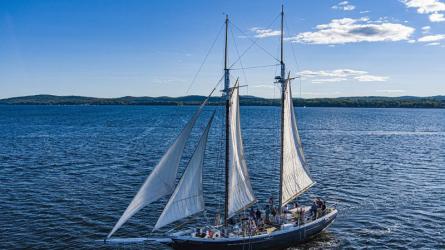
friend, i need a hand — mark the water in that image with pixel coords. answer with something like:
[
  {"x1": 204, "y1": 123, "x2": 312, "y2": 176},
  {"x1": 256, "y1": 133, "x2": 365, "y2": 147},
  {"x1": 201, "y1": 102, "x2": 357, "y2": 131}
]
[{"x1": 0, "y1": 105, "x2": 444, "y2": 249}]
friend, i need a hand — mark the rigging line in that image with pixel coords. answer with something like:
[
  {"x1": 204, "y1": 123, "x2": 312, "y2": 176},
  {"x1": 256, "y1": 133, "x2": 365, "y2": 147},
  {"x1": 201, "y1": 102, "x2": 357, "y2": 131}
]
[
  {"x1": 230, "y1": 22, "x2": 280, "y2": 67},
  {"x1": 207, "y1": 72, "x2": 226, "y2": 101},
  {"x1": 185, "y1": 22, "x2": 225, "y2": 94},
  {"x1": 228, "y1": 14, "x2": 281, "y2": 69},
  {"x1": 231, "y1": 63, "x2": 280, "y2": 70},
  {"x1": 284, "y1": 16, "x2": 304, "y2": 102},
  {"x1": 230, "y1": 23, "x2": 248, "y2": 86}
]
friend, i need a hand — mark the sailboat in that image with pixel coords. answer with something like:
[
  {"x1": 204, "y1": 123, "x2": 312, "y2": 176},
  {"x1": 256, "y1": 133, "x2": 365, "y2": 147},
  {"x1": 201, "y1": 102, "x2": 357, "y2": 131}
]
[{"x1": 105, "y1": 5, "x2": 337, "y2": 250}]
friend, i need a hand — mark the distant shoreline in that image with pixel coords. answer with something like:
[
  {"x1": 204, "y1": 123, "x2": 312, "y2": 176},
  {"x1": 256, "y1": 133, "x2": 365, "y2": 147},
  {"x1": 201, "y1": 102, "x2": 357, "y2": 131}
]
[{"x1": 1, "y1": 94, "x2": 444, "y2": 109}]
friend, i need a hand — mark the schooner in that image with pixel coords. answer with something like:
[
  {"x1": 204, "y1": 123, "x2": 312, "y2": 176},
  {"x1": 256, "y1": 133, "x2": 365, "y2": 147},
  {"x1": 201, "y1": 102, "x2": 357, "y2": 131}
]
[{"x1": 105, "y1": 5, "x2": 337, "y2": 249}]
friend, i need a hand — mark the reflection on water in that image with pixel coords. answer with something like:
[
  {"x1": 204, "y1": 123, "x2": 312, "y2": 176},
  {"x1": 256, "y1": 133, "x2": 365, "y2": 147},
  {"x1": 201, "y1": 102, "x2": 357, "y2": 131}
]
[{"x1": 0, "y1": 106, "x2": 444, "y2": 249}]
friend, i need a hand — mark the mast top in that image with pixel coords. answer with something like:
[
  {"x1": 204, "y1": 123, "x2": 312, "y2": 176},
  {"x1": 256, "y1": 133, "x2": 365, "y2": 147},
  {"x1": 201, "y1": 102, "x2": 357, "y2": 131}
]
[
  {"x1": 280, "y1": 5, "x2": 284, "y2": 65},
  {"x1": 224, "y1": 14, "x2": 229, "y2": 72}
]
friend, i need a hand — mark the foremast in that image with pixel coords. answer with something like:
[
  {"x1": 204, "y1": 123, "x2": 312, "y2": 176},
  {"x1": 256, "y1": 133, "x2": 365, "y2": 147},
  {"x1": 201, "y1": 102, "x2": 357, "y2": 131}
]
[
  {"x1": 223, "y1": 14, "x2": 230, "y2": 228},
  {"x1": 278, "y1": 4, "x2": 286, "y2": 212},
  {"x1": 222, "y1": 13, "x2": 256, "y2": 230}
]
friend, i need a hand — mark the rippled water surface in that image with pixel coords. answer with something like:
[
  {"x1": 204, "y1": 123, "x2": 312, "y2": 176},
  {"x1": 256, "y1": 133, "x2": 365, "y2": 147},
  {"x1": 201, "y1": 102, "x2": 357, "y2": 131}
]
[{"x1": 0, "y1": 105, "x2": 444, "y2": 249}]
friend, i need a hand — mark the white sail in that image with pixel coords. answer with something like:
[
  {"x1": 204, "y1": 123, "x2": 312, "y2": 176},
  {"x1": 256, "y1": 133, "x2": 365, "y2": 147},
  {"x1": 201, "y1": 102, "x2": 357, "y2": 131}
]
[
  {"x1": 107, "y1": 99, "x2": 209, "y2": 238},
  {"x1": 153, "y1": 113, "x2": 214, "y2": 231},
  {"x1": 281, "y1": 80, "x2": 314, "y2": 207},
  {"x1": 228, "y1": 85, "x2": 256, "y2": 217}
]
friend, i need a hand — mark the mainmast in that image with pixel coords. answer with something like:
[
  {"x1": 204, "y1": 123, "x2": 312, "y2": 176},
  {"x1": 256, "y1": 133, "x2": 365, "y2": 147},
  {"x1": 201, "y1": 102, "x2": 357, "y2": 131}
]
[
  {"x1": 223, "y1": 14, "x2": 230, "y2": 228},
  {"x1": 278, "y1": 4, "x2": 286, "y2": 211}
]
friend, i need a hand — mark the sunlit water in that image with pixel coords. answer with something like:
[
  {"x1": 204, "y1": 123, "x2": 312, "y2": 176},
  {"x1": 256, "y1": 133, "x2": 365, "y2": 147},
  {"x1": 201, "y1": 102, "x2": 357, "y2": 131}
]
[{"x1": 0, "y1": 105, "x2": 444, "y2": 249}]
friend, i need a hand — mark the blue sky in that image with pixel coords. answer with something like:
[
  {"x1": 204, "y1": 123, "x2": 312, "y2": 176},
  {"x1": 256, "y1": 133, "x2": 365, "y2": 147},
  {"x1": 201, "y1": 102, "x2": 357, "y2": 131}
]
[{"x1": 1, "y1": 0, "x2": 444, "y2": 99}]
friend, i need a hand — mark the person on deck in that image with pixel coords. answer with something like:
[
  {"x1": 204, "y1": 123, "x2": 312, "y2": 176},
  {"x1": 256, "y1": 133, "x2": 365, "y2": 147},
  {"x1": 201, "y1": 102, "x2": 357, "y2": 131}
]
[
  {"x1": 284, "y1": 204, "x2": 290, "y2": 213},
  {"x1": 315, "y1": 197, "x2": 323, "y2": 208},
  {"x1": 271, "y1": 206, "x2": 277, "y2": 217},
  {"x1": 315, "y1": 197, "x2": 326, "y2": 218},
  {"x1": 321, "y1": 199, "x2": 326, "y2": 211},
  {"x1": 255, "y1": 208, "x2": 262, "y2": 223},
  {"x1": 310, "y1": 200, "x2": 318, "y2": 220},
  {"x1": 271, "y1": 206, "x2": 278, "y2": 224},
  {"x1": 265, "y1": 205, "x2": 271, "y2": 224}
]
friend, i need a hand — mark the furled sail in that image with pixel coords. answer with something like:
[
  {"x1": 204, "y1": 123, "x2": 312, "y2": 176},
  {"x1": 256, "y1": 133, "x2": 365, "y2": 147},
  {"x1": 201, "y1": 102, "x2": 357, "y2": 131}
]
[
  {"x1": 153, "y1": 112, "x2": 215, "y2": 231},
  {"x1": 281, "y1": 80, "x2": 314, "y2": 207},
  {"x1": 228, "y1": 84, "x2": 256, "y2": 217},
  {"x1": 107, "y1": 99, "x2": 210, "y2": 238}
]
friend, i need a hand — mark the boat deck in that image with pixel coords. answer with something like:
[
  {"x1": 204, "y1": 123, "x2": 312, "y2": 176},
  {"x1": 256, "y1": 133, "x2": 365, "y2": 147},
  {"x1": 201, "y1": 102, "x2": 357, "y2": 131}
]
[
  {"x1": 167, "y1": 208, "x2": 337, "y2": 250},
  {"x1": 171, "y1": 206, "x2": 335, "y2": 240}
]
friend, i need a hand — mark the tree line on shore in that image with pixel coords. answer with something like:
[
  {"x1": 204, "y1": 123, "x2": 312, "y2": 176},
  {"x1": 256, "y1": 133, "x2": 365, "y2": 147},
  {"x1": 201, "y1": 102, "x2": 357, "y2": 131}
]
[{"x1": 1, "y1": 94, "x2": 444, "y2": 108}]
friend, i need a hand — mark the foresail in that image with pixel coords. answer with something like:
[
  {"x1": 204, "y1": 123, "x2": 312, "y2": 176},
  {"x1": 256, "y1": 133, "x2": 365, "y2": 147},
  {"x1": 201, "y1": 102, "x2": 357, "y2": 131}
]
[
  {"x1": 281, "y1": 81, "x2": 314, "y2": 207},
  {"x1": 153, "y1": 112, "x2": 215, "y2": 231},
  {"x1": 228, "y1": 85, "x2": 256, "y2": 217},
  {"x1": 107, "y1": 99, "x2": 209, "y2": 238}
]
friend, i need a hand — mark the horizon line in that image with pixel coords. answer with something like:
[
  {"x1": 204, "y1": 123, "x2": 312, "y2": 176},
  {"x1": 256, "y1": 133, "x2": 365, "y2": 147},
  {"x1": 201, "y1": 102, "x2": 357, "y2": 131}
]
[{"x1": 1, "y1": 93, "x2": 444, "y2": 100}]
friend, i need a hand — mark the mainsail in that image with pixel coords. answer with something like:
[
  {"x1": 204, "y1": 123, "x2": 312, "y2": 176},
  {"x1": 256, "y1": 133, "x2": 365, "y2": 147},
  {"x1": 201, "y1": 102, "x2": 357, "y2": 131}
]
[
  {"x1": 281, "y1": 80, "x2": 314, "y2": 207},
  {"x1": 227, "y1": 84, "x2": 256, "y2": 217},
  {"x1": 153, "y1": 112, "x2": 215, "y2": 231},
  {"x1": 107, "y1": 99, "x2": 209, "y2": 238}
]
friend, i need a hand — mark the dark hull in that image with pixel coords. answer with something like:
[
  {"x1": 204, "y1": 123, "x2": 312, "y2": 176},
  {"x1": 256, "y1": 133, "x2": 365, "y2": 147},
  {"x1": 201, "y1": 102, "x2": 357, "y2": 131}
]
[{"x1": 167, "y1": 209, "x2": 337, "y2": 250}]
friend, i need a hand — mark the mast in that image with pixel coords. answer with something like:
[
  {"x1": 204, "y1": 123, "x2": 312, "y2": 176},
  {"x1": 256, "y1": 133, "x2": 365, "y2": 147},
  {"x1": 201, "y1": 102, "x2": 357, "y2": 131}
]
[
  {"x1": 223, "y1": 14, "x2": 230, "y2": 228},
  {"x1": 278, "y1": 4, "x2": 286, "y2": 211}
]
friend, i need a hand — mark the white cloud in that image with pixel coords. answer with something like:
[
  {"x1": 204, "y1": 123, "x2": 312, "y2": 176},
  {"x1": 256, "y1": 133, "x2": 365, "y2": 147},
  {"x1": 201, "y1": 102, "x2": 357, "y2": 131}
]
[
  {"x1": 408, "y1": 39, "x2": 417, "y2": 43},
  {"x1": 426, "y1": 42, "x2": 441, "y2": 45},
  {"x1": 421, "y1": 25, "x2": 431, "y2": 33},
  {"x1": 429, "y1": 12, "x2": 445, "y2": 21},
  {"x1": 250, "y1": 27, "x2": 281, "y2": 38},
  {"x1": 360, "y1": 10, "x2": 371, "y2": 14},
  {"x1": 250, "y1": 84, "x2": 276, "y2": 89},
  {"x1": 355, "y1": 75, "x2": 389, "y2": 82},
  {"x1": 332, "y1": 1, "x2": 356, "y2": 11},
  {"x1": 286, "y1": 17, "x2": 415, "y2": 45},
  {"x1": 401, "y1": 0, "x2": 445, "y2": 22},
  {"x1": 417, "y1": 34, "x2": 445, "y2": 41},
  {"x1": 312, "y1": 78, "x2": 347, "y2": 83},
  {"x1": 299, "y1": 69, "x2": 367, "y2": 78},
  {"x1": 298, "y1": 69, "x2": 389, "y2": 83},
  {"x1": 401, "y1": 0, "x2": 445, "y2": 14}
]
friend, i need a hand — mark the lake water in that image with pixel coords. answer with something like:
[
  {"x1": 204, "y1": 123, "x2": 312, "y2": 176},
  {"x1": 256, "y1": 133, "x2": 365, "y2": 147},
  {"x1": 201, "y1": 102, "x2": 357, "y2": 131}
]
[{"x1": 0, "y1": 105, "x2": 444, "y2": 249}]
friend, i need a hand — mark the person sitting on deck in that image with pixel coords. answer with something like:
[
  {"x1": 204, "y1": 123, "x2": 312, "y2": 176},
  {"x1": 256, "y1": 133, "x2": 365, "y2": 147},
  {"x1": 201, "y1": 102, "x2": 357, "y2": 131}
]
[
  {"x1": 196, "y1": 228, "x2": 206, "y2": 238},
  {"x1": 249, "y1": 218, "x2": 258, "y2": 235},
  {"x1": 299, "y1": 208, "x2": 305, "y2": 225},
  {"x1": 283, "y1": 204, "x2": 290, "y2": 213}
]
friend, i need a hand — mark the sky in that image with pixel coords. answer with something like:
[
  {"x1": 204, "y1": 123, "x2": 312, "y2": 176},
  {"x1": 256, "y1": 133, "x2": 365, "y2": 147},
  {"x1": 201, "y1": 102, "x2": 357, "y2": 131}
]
[{"x1": 1, "y1": 0, "x2": 444, "y2": 99}]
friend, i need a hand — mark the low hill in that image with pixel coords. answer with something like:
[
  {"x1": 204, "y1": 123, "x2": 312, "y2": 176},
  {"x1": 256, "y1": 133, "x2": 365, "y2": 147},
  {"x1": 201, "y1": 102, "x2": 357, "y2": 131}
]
[{"x1": 0, "y1": 94, "x2": 444, "y2": 108}]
